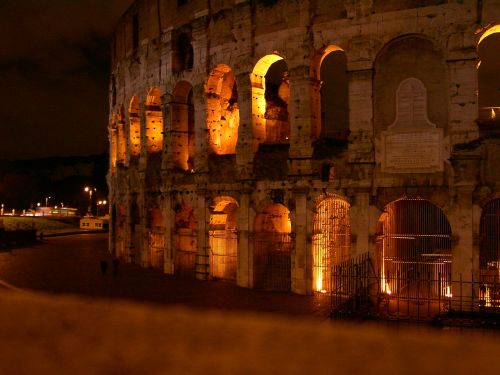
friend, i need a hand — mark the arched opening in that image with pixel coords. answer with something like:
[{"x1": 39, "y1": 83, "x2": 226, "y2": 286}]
[
  {"x1": 129, "y1": 96, "x2": 141, "y2": 157},
  {"x1": 251, "y1": 54, "x2": 290, "y2": 151},
  {"x1": 253, "y1": 203, "x2": 292, "y2": 291},
  {"x1": 172, "y1": 32, "x2": 193, "y2": 73},
  {"x1": 173, "y1": 203, "x2": 197, "y2": 276},
  {"x1": 145, "y1": 87, "x2": 163, "y2": 154},
  {"x1": 148, "y1": 206, "x2": 165, "y2": 269},
  {"x1": 209, "y1": 197, "x2": 238, "y2": 281},
  {"x1": 377, "y1": 198, "x2": 452, "y2": 304},
  {"x1": 478, "y1": 26, "x2": 500, "y2": 125},
  {"x1": 374, "y1": 35, "x2": 447, "y2": 135},
  {"x1": 312, "y1": 196, "x2": 350, "y2": 293},
  {"x1": 206, "y1": 64, "x2": 239, "y2": 155},
  {"x1": 117, "y1": 105, "x2": 126, "y2": 164},
  {"x1": 171, "y1": 81, "x2": 195, "y2": 171},
  {"x1": 310, "y1": 46, "x2": 349, "y2": 140},
  {"x1": 479, "y1": 198, "x2": 500, "y2": 307}
]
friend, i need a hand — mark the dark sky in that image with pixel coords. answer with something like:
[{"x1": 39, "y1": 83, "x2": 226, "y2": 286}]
[{"x1": 0, "y1": 0, "x2": 133, "y2": 160}]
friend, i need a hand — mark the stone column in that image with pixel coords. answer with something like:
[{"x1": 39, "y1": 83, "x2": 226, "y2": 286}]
[
  {"x1": 237, "y1": 188, "x2": 252, "y2": 287},
  {"x1": 160, "y1": 98, "x2": 173, "y2": 170},
  {"x1": 137, "y1": 171, "x2": 148, "y2": 267},
  {"x1": 350, "y1": 191, "x2": 370, "y2": 258},
  {"x1": 449, "y1": 152, "x2": 481, "y2": 311},
  {"x1": 447, "y1": 58, "x2": 479, "y2": 146},
  {"x1": 192, "y1": 83, "x2": 208, "y2": 174},
  {"x1": 288, "y1": 66, "x2": 313, "y2": 176},
  {"x1": 347, "y1": 66, "x2": 374, "y2": 163},
  {"x1": 138, "y1": 101, "x2": 147, "y2": 171},
  {"x1": 291, "y1": 186, "x2": 310, "y2": 295},
  {"x1": 162, "y1": 189, "x2": 174, "y2": 274},
  {"x1": 196, "y1": 190, "x2": 209, "y2": 280},
  {"x1": 235, "y1": 73, "x2": 253, "y2": 179}
]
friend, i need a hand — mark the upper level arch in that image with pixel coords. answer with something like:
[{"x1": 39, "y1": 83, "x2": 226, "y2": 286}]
[
  {"x1": 171, "y1": 81, "x2": 195, "y2": 171},
  {"x1": 205, "y1": 64, "x2": 239, "y2": 155},
  {"x1": 251, "y1": 54, "x2": 290, "y2": 151},
  {"x1": 128, "y1": 95, "x2": 141, "y2": 157},
  {"x1": 172, "y1": 30, "x2": 194, "y2": 73},
  {"x1": 373, "y1": 34, "x2": 448, "y2": 135},
  {"x1": 477, "y1": 24, "x2": 500, "y2": 124},
  {"x1": 145, "y1": 87, "x2": 163, "y2": 154},
  {"x1": 310, "y1": 45, "x2": 349, "y2": 140}
]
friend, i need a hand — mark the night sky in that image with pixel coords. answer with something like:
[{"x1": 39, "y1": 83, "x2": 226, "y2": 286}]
[{"x1": 0, "y1": 0, "x2": 133, "y2": 160}]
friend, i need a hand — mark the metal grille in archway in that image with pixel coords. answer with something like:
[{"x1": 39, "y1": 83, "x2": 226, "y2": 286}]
[
  {"x1": 174, "y1": 228, "x2": 197, "y2": 276},
  {"x1": 378, "y1": 198, "x2": 452, "y2": 300},
  {"x1": 254, "y1": 232, "x2": 292, "y2": 291},
  {"x1": 312, "y1": 196, "x2": 350, "y2": 293},
  {"x1": 480, "y1": 198, "x2": 500, "y2": 307},
  {"x1": 209, "y1": 202, "x2": 238, "y2": 281},
  {"x1": 149, "y1": 229, "x2": 165, "y2": 269}
]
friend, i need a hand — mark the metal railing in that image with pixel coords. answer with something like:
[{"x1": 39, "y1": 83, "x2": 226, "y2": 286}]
[{"x1": 331, "y1": 254, "x2": 500, "y2": 322}]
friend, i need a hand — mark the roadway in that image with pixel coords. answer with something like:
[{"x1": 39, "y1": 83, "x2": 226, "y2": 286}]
[{"x1": 0, "y1": 233, "x2": 331, "y2": 319}]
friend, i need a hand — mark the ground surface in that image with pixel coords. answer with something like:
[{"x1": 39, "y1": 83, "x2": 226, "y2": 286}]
[
  {"x1": 0, "y1": 233, "x2": 331, "y2": 318},
  {"x1": 1, "y1": 234, "x2": 500, "y2": 374}
]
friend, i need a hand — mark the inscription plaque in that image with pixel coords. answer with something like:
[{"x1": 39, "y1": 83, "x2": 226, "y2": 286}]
[{"x1": 380, "y1": 78, "x2": 443, "y2": 173}]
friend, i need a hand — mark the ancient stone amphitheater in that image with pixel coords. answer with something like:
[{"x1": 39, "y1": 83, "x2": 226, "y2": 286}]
[{"x1": 108, "y1": 0, "x2": 500, "y2": 311}]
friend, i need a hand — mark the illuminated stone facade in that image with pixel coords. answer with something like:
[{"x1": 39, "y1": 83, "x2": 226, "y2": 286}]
[{"x1": 109, "y1": 0, "x2": 500, "y2": 298}]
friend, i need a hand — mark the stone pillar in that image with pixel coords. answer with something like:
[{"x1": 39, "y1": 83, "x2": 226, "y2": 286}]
[
  {"x1": 196, "y1": 191, "x2": 209, "y2": 280},
  {"x1": 291, "y1": 186, "x2": 310, "y2": 295},
  {"x1": 235, "y1": 73, "x2": 254, "y2": 179},
  {"x1": 350, "y1": 191, "x2": 370, "y2": 258},
  {"x1": 288, "y1": 66, "x2": 313, "y2": 176},
  {"x1": 449, "y1": 152, "x2": 481, "y2": 311},
  {"x1": 138, "y1": 101, "x2": 147, "y2": 171},
  {"x1": 237, "y1": 188, "x2": 252, "y2": 287},
  {"x1": 193, "y1": 83, "x2": 208, "y2": 174},
  {"x1": 347, "y1": 67, "x2": 374, "y2": 163},
  {"x1": 447, "y1": 58, "x2": 479, "y2": 145},
  {"x1": 137, "y1": 172, "x2": 148, "y2": 267},
  {"x1": 450, "y1": 185, "x2": 476, "y2": 311},
  {"x1": 160, "y1": 98, "x2": 172, "y2": 170},
  {"x1": 162, "y1": 189, "x2": 174, "y2": 274}
]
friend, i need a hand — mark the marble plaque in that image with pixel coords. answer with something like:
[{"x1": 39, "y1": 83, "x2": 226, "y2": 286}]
[
  {"x1": 379, "y1": 78, "x2": 443, "y2": 173},
  {"x1": 382, "y1": 129, "x2": 443, "y2": 172}
]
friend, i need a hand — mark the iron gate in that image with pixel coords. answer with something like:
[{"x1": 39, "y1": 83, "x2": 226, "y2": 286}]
[
  {"x1": 174, "y1": 228, "x2": 197, "y2": 276},
  {"x1": 480, "y1": 198, "x2": 500, "y2": 308},
  {"x1": 312, "y1": 197, "x2": 350, "y2": 292},
  {"x1": 210, "y1": 229, "x2": 237, "y2": 281},
  {"x1": 254, "y1": 232, "x2": 292, "y2": 291}
]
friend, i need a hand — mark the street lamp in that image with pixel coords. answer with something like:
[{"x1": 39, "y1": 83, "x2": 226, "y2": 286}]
[
  {"x1": 84, "y1": 186, "x2": 97, "y2": 216},
  {"x1": 45, "y1": 196, "x2": 51, "y2": 206},
  {"x1": 97, "y1": 200, "x2": 107, "y2": 217}
]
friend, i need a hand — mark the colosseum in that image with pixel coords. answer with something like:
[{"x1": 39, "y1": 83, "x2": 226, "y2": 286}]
[{"x1": 108, "y1": 0, "x2": 500, "y2": 315}]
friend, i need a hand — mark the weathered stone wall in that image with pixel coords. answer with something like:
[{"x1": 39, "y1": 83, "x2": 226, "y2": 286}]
[{"x1": 108, "y1": 0, "x2": 500, "y2": 299}]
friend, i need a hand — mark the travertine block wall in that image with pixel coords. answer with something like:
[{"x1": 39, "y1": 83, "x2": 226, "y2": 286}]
[{"x1": 108, "y1": 0, "x2": 500, "y2": 297}]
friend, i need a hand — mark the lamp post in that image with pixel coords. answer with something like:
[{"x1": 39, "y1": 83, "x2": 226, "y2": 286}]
[
  {"x1": 45, "y1": 196, "x2": 51, "y2": 207},
  {"x1": 84, "y1": 186, "x2": 96, "y2": 216}
]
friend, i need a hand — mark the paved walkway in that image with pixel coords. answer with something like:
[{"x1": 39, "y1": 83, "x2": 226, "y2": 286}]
[{"x1": 0, "y1": 233, "x2": 331, "y2": 320}]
